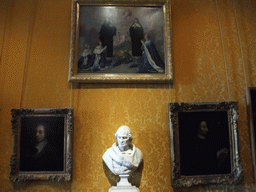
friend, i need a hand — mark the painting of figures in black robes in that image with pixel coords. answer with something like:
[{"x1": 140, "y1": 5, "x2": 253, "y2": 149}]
[{"x1": 77, "y1": 6, "x2": 165, "y2": 74}]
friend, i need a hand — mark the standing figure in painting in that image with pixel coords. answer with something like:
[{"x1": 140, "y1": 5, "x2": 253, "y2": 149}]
[
  {"x1": 129, "y1": 18, "x2": 144, "y2": 57},
  {"x1": 20, "y1": 124, "x2": 63, "y2": 171},
  {"x1": 89, "y1": 41, "x2": 108, "y2": 71},
  {"x1": 99, "y1": 19, "x2": 117, "y2": 57},
  {"x1": 182, "y1": 121, "x2": 229, "y2": 175},
  {"x1": 136, "y1": 33, "x2": 165, "y2": 73}
]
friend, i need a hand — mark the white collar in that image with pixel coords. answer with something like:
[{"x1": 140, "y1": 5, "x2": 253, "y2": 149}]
[
  {"x1": 36, "y1": 140, "x2": 47, "y2": 153},
  {"x1": 113, "y1": 142, "x2": 135, "y2": 156},
  {"x1": 197, "y1": 134, "x2": 207, "y2": 140},
  {"x1": 132, "y1": 23, "x2": 141, "y2": 27}
]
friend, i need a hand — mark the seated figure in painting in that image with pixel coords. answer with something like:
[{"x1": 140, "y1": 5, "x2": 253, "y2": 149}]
[
  {"x1": 77, "y1": 44, "x2": 94, "y2": 70},
  {"x1": 181, "y1": 121, "x2": 229, "y2": 175},
  {"x1": 20, "y1": 124, "x2": 63, "y2": 171},
  {"x1": 88, "y1": 41, "x2": 110, "y2": 71},
  {"x1": 103, "y1": 125, "x2": 143, "y2": 175},
  {"x1": 129, "y1": 33, "x2": 165, "y2": 73}
]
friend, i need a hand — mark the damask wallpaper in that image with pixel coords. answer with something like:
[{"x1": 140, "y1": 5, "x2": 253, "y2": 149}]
[{"x1": 0, "y1": 0, "x2": 256, "y2": 191}]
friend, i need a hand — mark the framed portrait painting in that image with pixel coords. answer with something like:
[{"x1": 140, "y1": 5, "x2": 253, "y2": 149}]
[
  {"x1": 10, "y1": 108, "x2": 73, "y2": 182},
  {"x1": 169, "y1": 102, "x2": 242, "y2": 187},
  {"x1": 246, "y1": 87, "x2": 256, "y2": 184},
  {"x1": 68, "y1": 0, "x2": 172, "y2": 83}
]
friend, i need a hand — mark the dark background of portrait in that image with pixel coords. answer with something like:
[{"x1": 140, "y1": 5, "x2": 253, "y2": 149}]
[
  {"x1": 19, "y1": 116, "x2": 65, "y2": 171},
  {"x1": 251, "y1": 89, "x2": 256, "y2": 143},
  {"x1": 178, "y1": 111, "x2": 231, "y2": 175}
]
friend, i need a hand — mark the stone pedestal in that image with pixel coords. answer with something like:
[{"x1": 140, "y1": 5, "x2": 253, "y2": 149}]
[{"x1": 109, "y1": 175, "x2": 140, "y2": 192}]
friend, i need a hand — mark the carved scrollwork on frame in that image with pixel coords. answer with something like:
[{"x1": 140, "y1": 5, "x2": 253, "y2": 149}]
[
  {"x1": 9, "y1": 108, "x2": 73, "y2": 182},
  {"x1": 169, "y1": 102, "x2": 243, "y2": 187}
]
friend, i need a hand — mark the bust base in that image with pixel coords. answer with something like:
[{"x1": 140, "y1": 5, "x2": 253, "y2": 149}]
[
  {"x1": 108, "y1": 175, "x2": 139, "y2": 192},
  {"x1": 109, "y1": 186, "x2": 140, "y2": 192}
]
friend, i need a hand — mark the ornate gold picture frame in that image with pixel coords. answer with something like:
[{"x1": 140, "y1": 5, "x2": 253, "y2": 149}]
[
  {"x1": 10, "y1": 108, "x2": 73, "y2": 182},
  {"x1": 69, "y1": 0, "x2": 172, "y2": 83},
  {"x1": 169, "y1": 102, "x2": 242, "y2": 187}
]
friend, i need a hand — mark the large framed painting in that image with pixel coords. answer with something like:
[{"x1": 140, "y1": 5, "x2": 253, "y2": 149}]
[
  {"x1": 68, "y1": 0, "x2": 172, "y2": 83},
  {"x1": 246, "y1": 87, "x2": 256, "y2": 185},
  {"x1": 10, "y1": 108, "x2": 73, "y2": 182},
  {"x1": 169, "y1": 102, "x2": 243, "y2": 187}
]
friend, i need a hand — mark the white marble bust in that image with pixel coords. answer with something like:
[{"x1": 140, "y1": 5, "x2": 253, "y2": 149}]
[{"x1": 103, "y1": 125, "x2": 143, "y2": 175}]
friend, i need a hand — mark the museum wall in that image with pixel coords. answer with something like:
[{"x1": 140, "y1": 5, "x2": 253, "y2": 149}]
[{"x1": 0, "y1": 0, "x2": 256, "y2": 191}]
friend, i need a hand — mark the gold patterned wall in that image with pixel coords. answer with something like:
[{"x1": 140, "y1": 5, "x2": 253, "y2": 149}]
[{"x1": 0, "y1": 0, "x2": 256, "y2": 191}]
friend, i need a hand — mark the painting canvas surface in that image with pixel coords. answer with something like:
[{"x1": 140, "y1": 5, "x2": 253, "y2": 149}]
[
  {"x1": 20, "y1": 116, "x2": 65, "y2": 172},
  {"x1": 178, "y1": 111, "x2": 231, "y2": 176},
  {"x1": 77, "y1": 6, "x2": 165, "y2": 74}
]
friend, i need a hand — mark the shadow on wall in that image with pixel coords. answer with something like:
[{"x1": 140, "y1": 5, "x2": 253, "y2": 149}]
[{"x1": 72, "y1": 82, "x2": 171, "y2": 90}]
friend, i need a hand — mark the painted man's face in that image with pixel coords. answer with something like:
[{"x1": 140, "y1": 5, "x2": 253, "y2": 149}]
[
  {"x1": 36, "y1": 125, "x2": 45, "y2": 143},
  {"x1": 198, "y1": 121, "x2": 209, "y2": 136}
]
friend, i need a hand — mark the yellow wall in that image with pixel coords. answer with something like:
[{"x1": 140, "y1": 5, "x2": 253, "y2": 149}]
[{"x1": 0, "y1": 0, "x2": 256, "y2": 191}]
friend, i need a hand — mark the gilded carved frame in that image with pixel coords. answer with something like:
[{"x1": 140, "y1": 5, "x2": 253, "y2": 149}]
[
  {"x1": 68, "y1": 0, "x2": 172, "y2": 83},
  {"x1": 10, "y1": 108, "x2": 73, "y2": 182},
  {"x1": 169, "y1": 102, "x2": 243, "y2": 187}
]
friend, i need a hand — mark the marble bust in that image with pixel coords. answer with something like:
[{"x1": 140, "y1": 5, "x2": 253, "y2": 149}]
[{"x1": 103, "y1": 125, "x2": 143, "y2": 175}]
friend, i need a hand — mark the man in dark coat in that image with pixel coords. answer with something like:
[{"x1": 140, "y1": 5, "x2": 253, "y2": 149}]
[
  {"x1": 180, "y1": 121, "x2": 230, "y2": 176},
  {"x1": 99, "y1": 19, "x2": 117, "y2": 57},
  {"x1": 20, "y1": 124, "x2": 63, "y2": 171}
]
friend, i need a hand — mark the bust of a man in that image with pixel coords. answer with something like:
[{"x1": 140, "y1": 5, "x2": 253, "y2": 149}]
[{"x1": 103, "y1": 125, "x2": 143, "y2": 175}]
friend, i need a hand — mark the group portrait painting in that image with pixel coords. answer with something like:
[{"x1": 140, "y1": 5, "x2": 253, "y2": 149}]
[{"x1": 77, "y1": 6, "x2": 166, "y2": 74}]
